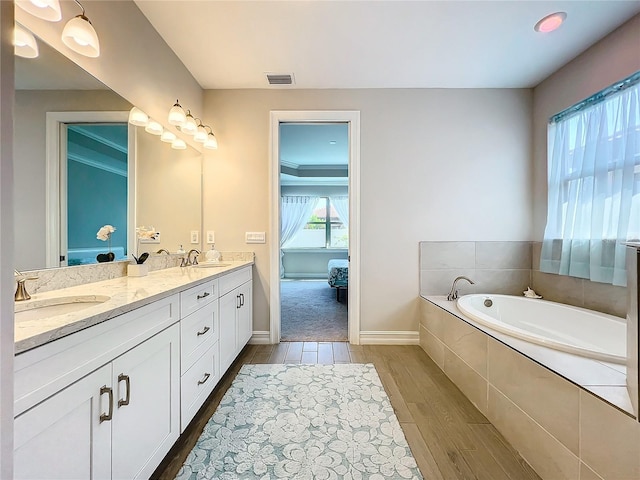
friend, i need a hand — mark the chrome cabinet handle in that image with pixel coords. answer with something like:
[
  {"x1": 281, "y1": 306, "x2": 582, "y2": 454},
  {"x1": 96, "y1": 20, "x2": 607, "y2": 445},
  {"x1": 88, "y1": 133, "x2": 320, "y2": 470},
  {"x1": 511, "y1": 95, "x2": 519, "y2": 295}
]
[
  {"x1": 196, "y1": 326, "x2": 210, "y2": 336},
  {"x1": 236, "y1": 294, "x2": 241, "y2": 309},
  {"x1": 197, "y1": 373, "x2": 211, "y2": 385},
  {"x1": 240, "y1": 293, "x2": 245, "y2": 307},
  {"x1": 117, "y1": 374, "x2": 130, "y2": 407},
  {"x1": 197, "y1": 292, "x2": 210, "y2": 300},
  {"x1": 99, "y1": 386, "x2": 113, "y2": 423}
]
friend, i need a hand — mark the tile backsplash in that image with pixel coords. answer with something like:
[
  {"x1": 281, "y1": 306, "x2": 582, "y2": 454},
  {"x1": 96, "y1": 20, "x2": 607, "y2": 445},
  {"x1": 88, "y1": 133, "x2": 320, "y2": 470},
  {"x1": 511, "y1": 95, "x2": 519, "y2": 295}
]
[{"x1": 420, "y1": 241, "x2": 628, "y2": 317}]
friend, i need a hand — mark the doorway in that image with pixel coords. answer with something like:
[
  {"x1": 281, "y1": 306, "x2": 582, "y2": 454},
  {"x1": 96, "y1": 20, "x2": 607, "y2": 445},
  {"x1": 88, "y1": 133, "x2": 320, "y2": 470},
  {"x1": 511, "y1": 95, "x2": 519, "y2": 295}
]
[{"x1": 269, "y1": 111, "x2": 361, "y2": 344}]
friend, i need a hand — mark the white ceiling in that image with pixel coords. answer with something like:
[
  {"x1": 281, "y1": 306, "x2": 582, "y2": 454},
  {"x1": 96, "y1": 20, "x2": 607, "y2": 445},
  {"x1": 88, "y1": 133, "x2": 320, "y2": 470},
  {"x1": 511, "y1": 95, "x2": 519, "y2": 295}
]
[{"x1": 135, "y1": 0, "x2": 640, "y2": 89}]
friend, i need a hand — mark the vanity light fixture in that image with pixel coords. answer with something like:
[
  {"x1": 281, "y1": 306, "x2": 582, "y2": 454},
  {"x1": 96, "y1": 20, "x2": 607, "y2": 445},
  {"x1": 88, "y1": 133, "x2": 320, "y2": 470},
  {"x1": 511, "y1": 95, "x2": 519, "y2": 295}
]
[
  {"x1": 145, "y1": 119, "x2": 163, "y2": 136},
  {"x1": 14, "y1": 24, "x2": 39, "y2": 58},
  {"x1": 160, "y1": 131, "x2": 177, "y2": 143},
  {"x1": 61, "y1": 0, "x2": 100, "y2": 58},
  {"x1": 128, "y1": 107, "x2": 149, "y2": 127},
  {"x1": 193, "y1": 119, "x2": 208, "y2": 143},
  {"x1": 181, "y1": 110, "x2": 198, "y2": 135},
  {"x1": 15, "y1": 0, "x2": 62, "y2": 22},
  {"x1": 534, "y1": 12, "x2": 567, "y2": 33},
  {"x1": 168, "y1": 100, "x2": 186, "y2": 126},
  {"x1": 171, "y1": 138, "x2": 187, "y2": 150},
  {"x1": 203, "y1": 127, "x2": 218, "y2": 150}
]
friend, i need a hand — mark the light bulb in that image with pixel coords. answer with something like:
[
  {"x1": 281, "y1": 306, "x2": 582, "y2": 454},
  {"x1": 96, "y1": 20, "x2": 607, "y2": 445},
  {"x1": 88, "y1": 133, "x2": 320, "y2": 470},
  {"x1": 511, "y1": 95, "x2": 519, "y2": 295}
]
[
  {"x1": 172, "y1": 139, "x2": 187, "y2": 150},
  {"x1": 62, "y1": 14, "x2": 100, "y2": 57},
  {"x1": 168, "y1": 100, "x2": 186, "y2": 126},
  {"x1": 15, "y1": 0, "x2": 62, "y2": 22},
  {"x1": 145, "y1": 119, "x2": 163, "y2": 136},
  {"x1": 160, "y1": 131, "x2": 177, "y2": 143},
  {"x1": 14, "y1": 24, "x2": 39, "y2": 58},
  {"x1": 128, "y1": 107, "x2": 148, "y2": 126}
]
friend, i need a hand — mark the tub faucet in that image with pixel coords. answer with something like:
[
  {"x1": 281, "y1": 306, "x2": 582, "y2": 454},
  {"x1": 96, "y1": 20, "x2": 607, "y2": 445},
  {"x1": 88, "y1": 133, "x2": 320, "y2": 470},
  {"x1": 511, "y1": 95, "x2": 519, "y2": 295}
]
[{"x1": 447, "y1": 276, "x2": 475, "y2": 301}]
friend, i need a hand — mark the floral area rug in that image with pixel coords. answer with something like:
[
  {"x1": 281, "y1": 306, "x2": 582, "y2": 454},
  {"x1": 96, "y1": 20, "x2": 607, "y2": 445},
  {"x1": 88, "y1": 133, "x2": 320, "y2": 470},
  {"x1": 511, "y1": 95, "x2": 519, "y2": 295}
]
[{"x1": 176, "y1": 363, "x2": 423, "y2": 480}]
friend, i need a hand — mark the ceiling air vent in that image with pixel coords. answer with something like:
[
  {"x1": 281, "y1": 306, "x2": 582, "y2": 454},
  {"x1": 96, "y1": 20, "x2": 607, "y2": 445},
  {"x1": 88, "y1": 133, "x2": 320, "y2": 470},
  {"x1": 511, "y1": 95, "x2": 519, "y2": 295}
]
[{"x1": 266, "y1": 73, "x2": 294, "y2": 86}]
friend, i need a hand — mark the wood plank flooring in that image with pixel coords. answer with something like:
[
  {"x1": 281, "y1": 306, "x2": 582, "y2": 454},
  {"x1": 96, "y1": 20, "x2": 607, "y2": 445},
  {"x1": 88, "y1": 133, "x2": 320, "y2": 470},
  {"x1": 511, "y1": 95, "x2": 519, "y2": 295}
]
[{"x1": 151, "y1": 343, "x2": 541, "y2": 480}]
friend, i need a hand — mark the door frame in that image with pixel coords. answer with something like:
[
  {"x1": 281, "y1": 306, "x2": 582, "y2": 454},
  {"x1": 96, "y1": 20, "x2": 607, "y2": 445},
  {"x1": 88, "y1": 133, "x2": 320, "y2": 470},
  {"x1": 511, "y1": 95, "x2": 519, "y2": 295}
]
[
  {"x1": 269, "y1": 110, "x2": 361, "y2": 344},
  {"x1": 45, "y1": 111, "x2": 135, "y2": 267}
]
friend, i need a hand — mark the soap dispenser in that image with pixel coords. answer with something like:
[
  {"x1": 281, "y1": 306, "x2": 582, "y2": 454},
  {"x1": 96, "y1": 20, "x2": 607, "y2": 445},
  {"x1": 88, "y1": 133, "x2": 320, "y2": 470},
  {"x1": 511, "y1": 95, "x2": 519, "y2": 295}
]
[
  {"x1": 205, "y1": 244, "x2": 221, "y2": 263},
  {"x1": 177, "y1": 244, "x2": 185, "y2": 255}
]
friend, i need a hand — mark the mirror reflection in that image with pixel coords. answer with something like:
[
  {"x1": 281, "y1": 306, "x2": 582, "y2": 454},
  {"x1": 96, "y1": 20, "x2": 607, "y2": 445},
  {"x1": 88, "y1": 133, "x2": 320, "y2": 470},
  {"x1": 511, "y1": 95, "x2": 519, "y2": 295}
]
[{"x1": 14, "y1": 34, "x2": 202, "y2": 271}]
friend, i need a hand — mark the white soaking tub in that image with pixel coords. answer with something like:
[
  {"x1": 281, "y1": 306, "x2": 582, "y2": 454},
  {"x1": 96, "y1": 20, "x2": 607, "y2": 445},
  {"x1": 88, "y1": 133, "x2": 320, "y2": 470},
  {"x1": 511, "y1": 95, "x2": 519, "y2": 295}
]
[{"x1": 457, "y1": 294, "x2": 627, "y2": 364}]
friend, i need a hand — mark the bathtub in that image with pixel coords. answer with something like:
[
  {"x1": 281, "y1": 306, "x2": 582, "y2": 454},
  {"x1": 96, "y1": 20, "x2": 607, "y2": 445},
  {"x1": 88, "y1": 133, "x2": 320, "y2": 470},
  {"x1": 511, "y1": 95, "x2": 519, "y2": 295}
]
[{"x1": 456, "y1": 294, "x2": 626, "y2": 364}]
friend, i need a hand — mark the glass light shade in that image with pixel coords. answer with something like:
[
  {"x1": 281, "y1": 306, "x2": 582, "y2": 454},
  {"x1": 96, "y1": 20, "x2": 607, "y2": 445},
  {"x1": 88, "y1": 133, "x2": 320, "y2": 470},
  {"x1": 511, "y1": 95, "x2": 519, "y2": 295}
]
[
  {"x1": 128, "y1": 107, "x2": 148, "y2": 126},
  {"x1": 204, "y1": 133, "x2": 218, "y2": 150},
  {"x1": 62, "y1": 15, "x2": 100, "y2": 58},
  {"x1": 145, "y1": 119, "x2": 163, "y2": 136},
  {"x1": 14, "y1": 24, "x2": 39, "y2": 58},
  {"x1": 171, "y1": 139, "x2": 187, "y2": 150},
  {"x1": 16, "y1": 0, "x2": 62, "y2": 22},
  {"x1": 194, "y1": 124, "x2": 208, "y2": 143},
  {"x1": 160, "y1": 131, "x2": 177, "y2": 143},
  {"x1": 168, "y1": 101, "x2": 186, "y2": 126},
  {"x1": 181, "y1": 113, "x2": 197, "y2": 135}
]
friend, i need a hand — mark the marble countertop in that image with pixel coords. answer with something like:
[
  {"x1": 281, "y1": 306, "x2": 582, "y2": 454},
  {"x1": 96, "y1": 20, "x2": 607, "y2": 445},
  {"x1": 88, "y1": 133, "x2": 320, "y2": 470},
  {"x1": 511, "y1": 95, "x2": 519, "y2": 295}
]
[{"x1": 15, "y1": 261, "x2": 253, "y2": 354}]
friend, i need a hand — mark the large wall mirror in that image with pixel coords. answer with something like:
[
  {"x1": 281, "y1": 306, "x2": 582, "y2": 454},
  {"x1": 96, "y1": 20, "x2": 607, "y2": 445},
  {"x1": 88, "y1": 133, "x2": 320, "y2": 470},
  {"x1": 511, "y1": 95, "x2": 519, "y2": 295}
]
[{"x1": 14, "y1": 33, "x2": 202, "y2": 271}]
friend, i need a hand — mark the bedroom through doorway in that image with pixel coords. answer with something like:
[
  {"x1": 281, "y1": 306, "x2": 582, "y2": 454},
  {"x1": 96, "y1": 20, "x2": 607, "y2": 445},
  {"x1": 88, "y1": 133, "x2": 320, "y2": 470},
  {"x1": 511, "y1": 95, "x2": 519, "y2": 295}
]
[{"x1": 279, "y1": 123, "x2": 349, "y2": 342}]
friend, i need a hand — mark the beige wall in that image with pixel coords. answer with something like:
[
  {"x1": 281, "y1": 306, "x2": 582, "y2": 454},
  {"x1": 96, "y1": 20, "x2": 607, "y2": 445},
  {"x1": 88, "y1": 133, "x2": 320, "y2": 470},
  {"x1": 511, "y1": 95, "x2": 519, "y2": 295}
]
[
  {"x1": 14, "y1": 90, "x2": 132, "y2": 270},
  {"x1": 202, "y1": 88, "x2": 532, "y2": 334},
  {"x1": 532, "y1": 14, "x2": 640, "y2": 238}
]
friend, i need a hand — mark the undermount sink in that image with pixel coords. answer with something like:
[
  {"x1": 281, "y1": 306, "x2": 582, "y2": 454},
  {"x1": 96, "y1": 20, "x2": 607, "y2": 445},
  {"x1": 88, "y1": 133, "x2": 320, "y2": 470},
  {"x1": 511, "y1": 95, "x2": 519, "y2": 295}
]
[
  {"x1": 194, "y1": 263, "x2": 231, "y2": 268},
  {"x1": 15, "y1": 295, "x2": 111, "y2": 322}
]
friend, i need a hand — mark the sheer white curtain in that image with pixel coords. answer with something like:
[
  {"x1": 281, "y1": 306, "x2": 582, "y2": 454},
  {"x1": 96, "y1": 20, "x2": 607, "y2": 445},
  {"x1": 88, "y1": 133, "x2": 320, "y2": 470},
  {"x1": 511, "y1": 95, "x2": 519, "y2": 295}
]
[
  {"x1": 330, "y1": 196, "x2": 349, "y2": 228},
  {"x1": 541, "y1": 78, "x2": 640, "y2": 286},
  {"x1": 280, "y1": 196, "x2": 318, "y2": 277}
]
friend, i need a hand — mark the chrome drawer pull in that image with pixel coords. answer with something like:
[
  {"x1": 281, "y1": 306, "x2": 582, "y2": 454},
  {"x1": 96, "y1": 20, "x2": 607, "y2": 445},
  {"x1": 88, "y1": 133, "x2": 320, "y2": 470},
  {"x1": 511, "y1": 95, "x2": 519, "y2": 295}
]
[
  {"x1": 117, "y1": 374, "x2": 130, "y2": 407},
  {"x1": 197, "y1": 292, "x2": 210, "y2": 300},
  {"x1": 99, "y1": 386, "x2": 113, "y2": 423},
  {"x1": 197, "y1": 373, "x2": 211, "y2": 385},
  {"x1": 196, "y1": 326, "x2": 210, "y2": 336}
]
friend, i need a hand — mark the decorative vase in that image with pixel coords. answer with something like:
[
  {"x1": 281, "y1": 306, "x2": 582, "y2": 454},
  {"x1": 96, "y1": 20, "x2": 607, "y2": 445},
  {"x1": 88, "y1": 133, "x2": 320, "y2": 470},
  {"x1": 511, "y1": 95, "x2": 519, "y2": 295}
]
[
  {"x1": 97, "y1": 252, "x2": 115, "y2": 262},
  {"x1": 127, "y1": 263, "x2": 149, "y2": 277}
]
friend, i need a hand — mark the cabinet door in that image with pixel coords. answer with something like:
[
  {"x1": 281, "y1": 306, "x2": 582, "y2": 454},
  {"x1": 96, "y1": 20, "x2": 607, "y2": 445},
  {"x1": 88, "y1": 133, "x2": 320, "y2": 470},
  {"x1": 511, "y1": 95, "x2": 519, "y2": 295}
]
[
  {"x1": 237, "y1": 281, "x2": 253, "y2": 348},
  {"x1": 14, "y1": 364, "x2": 112, "y2": 480},
  {"x1": 111, "y1": 324, "x2": 180, "y2": 480},
  {"x1": 219, "y1": 290, "x2": 239, "y2": 373}
]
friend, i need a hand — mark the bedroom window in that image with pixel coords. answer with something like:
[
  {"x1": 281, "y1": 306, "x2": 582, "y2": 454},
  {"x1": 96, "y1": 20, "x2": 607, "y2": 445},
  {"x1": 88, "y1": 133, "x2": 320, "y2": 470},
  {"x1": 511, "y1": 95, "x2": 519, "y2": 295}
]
[
  {"x1": 540, "y1": 71, "x2": 640, "y2": 286},
  {"x1": 286, "y1": 197, "x2": 348, "y2": 248}
]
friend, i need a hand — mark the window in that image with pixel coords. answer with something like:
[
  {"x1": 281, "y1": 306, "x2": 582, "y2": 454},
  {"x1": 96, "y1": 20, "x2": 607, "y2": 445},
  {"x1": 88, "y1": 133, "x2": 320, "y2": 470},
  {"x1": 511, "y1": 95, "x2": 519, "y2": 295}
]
[
  {"x1": 541, "y1": 71, "x2": 640, "y2": 286},
  {"x1": 285, "y1": 197, "x2": 348, "y2": 248}
]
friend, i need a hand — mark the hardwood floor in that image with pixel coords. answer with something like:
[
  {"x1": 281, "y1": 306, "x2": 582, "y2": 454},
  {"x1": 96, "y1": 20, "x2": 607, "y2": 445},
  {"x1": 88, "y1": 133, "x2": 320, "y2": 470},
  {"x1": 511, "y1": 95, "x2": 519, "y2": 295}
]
[{"x1": 152, "y1": 342, "x2": 541, "y2": 480}]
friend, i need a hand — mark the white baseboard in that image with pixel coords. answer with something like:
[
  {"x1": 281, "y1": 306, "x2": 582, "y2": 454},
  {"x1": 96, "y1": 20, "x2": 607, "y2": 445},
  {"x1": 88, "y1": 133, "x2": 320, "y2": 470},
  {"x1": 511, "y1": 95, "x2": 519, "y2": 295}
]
[
  {"x1": 359, "y1": 331, "x2": 420, "y2": 345},
  {"x1": 249, "y1": 331, "x2": 271, "y2": 344}
]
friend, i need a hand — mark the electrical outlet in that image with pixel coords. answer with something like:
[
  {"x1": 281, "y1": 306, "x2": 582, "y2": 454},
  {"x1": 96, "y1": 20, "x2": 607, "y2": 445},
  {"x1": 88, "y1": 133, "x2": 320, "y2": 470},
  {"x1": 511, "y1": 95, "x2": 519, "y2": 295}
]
[
  {"x1": 206, "y1": 231, "x2": 215, "y2": 244},
  {"x1": 190, "y1": 230, "x2": 199, "y2": 244}
]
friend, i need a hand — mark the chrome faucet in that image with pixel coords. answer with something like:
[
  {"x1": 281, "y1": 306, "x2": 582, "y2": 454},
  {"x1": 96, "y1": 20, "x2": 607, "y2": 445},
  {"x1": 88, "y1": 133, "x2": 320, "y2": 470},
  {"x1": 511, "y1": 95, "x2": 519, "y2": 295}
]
[
  {"x1": 181, "y1": 249, "x2": 201, "y2": 267},
  {"x1": 14, "y1": 269, "x2": 39, "y2": 302},
  {"x1": 446, "y1": 275, "x2": 475, "y2": 301}
]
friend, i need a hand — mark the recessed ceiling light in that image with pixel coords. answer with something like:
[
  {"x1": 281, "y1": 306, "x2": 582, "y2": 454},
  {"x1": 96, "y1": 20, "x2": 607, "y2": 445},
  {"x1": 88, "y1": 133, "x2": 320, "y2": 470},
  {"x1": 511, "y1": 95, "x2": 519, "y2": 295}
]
[
  {"x1": 329, "y1": 140, "x2": 337, "y2": 145},
  {"x1": 534, "y1": 12, "x2": 567, "y2": 33}
]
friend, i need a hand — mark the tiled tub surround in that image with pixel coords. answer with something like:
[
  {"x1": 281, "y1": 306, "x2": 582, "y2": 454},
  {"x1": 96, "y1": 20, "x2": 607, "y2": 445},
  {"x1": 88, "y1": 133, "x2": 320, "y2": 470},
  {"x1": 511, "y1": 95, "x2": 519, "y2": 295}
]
[
  {"x1": 16, "y1": 251, "x2": 255, "y2": 295},
  {"x1": 420, "y1": 297, "x2": 640, "y2": 480},
  {"x1": 14, "y1": 259, "x2": 254, "y2": 353},
  {"x1": 419, "y1": 241, "x2": 627, "y2": 318}
]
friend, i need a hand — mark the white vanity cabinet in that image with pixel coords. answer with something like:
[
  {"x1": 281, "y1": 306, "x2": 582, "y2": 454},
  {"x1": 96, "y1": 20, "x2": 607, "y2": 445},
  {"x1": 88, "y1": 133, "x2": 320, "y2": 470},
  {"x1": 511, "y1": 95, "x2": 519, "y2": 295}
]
[
  {"x1": 14, "y1": 295, "x2": 181, "y2": 480},
  {"x1": 219, "y1": 266, "x2": 253, "y2": 373}
]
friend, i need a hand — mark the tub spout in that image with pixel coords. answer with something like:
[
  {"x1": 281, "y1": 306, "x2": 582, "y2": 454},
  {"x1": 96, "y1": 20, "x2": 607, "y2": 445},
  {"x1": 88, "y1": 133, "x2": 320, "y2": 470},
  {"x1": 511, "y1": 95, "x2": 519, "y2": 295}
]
[{"x1": 447, "y1": 276, "x2": 475, "y2": 301}]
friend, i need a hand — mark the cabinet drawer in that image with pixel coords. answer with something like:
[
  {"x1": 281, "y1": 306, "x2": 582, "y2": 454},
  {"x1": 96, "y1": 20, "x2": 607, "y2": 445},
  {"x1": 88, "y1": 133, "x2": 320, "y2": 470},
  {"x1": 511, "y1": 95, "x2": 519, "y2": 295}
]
[
  {"x1": 181, "y1": 342, "x2": 219, "y2": 431},
  {"x1": 181, "y1": 300, "x2": 218, "y2": 374},
  {"x1": 180, "y1": 279, "x2": 218, "y2": 318},
  {"x1": 219, "y1": 267, "x2": 252, "y2": 296}
]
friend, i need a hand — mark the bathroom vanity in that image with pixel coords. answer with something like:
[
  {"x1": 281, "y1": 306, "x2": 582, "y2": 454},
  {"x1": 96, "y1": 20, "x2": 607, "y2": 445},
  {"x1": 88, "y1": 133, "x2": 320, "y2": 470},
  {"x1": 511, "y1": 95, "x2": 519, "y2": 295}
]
[{"x1": 12, "y1": 261, "x2": 253, "y2": 479}]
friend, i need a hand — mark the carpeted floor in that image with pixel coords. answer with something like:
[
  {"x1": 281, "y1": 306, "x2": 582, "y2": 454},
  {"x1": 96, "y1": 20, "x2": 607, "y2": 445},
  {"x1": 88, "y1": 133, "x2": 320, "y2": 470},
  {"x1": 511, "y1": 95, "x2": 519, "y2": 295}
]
[
  {"x1": 175, "y1": 363, "x2": 423, "y2": 480},
  {"x1": 281, "y1": 281, "x2": 348, "y2": 342}
]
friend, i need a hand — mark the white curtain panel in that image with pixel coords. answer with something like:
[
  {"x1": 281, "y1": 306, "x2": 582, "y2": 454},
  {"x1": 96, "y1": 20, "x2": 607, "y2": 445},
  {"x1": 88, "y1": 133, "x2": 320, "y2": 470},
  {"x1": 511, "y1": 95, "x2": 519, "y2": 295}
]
[
  {"x1": 330, "y1": 195, "x2": 349, "y2": 229},
  {"x1": 541, "y1": 80, "x2": 640, "y2": 286},
  {"x1": 280, "y1": 196, "x2": 318, "y2": 277}
]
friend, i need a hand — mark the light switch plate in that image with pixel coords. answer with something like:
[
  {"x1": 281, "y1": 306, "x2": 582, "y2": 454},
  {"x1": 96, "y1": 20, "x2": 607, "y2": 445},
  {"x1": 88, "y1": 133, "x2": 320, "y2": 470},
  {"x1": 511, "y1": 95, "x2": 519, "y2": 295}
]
[
  {"x1": 245, "y1": 232, "x2": 266, "y2": 244},
  {"x1": 190, "y1": 231, "x2": 199, "y2": 244},
  {"x1": 206, "y1": 231, "x2": 215, "y2": 244},
  {"x1": 139, "y1": 232, "x2": 161, "y2": 244}
]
